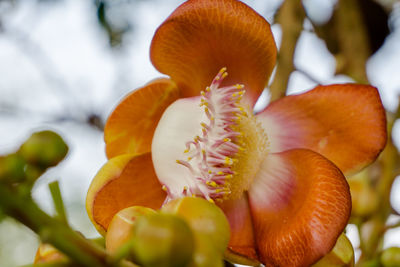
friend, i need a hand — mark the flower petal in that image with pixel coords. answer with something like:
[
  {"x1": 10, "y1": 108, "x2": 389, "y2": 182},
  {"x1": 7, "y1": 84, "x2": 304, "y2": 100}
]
[
  {"x1": 218, "y1": 195, "x2": 261, "y2": 266},
  {"x1": 248, "y1": 149, "x2": 351, "y2": 266},
  {"x1": 152, "y1": 96, "x2": 206, "y2": 197},
  {"x1": 105, "y1": 78, "x2": 180, "y2": 159},
  {"x1": 150, "y1": 0, "x2": 277, "y2": 106},
  {"x1": 86, "y1": 153, "x2": 166, "y2": 235},
  {"x1": 257, "y1": 84, "x2": 387, "y2": 174}
]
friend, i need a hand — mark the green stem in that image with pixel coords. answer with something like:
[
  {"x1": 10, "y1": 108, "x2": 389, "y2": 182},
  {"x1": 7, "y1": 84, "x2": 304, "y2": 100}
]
[
  {"x1": 49, "y1": 180, "x2": 68, "y2": 225},
  {"x1": 20, "y1": 262, "x2": 74, "y2": 267},
  {"x1": 0, "y1": 185, "x2": 111, "y2": 267},
  {"x1": 357, "y1": 110, "x2": 399, "y2": 266}
]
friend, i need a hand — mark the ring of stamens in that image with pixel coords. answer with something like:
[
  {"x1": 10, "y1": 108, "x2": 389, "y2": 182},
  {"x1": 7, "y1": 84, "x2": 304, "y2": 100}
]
[{"x1": 163, "y1": 67, "x2": 269, "y2": 203}]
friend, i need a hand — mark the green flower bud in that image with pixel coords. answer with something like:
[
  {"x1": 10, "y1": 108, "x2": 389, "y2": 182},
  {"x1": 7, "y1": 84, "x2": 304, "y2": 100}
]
[
  {"x1": 312, "y1": 233, "x2": 354, "y2": 267},
  {"x1": 188, "y1": 233, "x2": 224, "y2": 267},
  {"x1": 381, "y1": 247, "x2": 400, "y2": 267},
  {"x1": 18, "y1": 131, "x2": 68, "y2": 168},
  {"x1": 348, "y1": 176, "x2": 378, "y2": 218},
  {"x1": 131, "y1": 213, "x2": 194, "y2": 267},
  {"x1": 0, "y1": 154, "x2": 25, "y2": 182},
  {"x1": 106, "y1": 206, "x2": 156, "y2": 255},
  {"x1": 161, "y1": 197, "x2": 230, "y2": 254},
  {"x1": 34, "y1": 243, "x2": 67, "y2": 264}
]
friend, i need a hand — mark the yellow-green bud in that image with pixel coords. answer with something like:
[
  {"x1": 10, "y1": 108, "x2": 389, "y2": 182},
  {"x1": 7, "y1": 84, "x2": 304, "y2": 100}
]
[
  {"x1": 381, "y1": 247, "x2": 400, "y2": 267},
  {"x1": 131, "y1": 213, "x2": 194, "y2": 267},
  {"x1": 189, "y1": 233, "x2": 224, "y2": 267},
  {"x1": 34, "y1": 243, "x2": 67, "y2": 264},
  {"x1": 0, "y1": 154, "x2": 25, "y2": 182},
  {"x1": 312, "y1": 233, "x2": 354, "y2": 267},
  {"x1": 162, "y1": 197, "x2": 230, "y2": 254},
  {"x1": 348, "y1": 176, "x2": 378, "y2": 218},
  {"x1": 18, "y1": 131, "x2": 68, "y2": 168},
  {"x1": 106, "y1": 206, "x2": 156, "y2": 255}
]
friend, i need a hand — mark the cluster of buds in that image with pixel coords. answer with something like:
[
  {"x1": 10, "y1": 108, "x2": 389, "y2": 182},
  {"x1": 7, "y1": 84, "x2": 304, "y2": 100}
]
[
  {"x1": 106, "y1": 197, "x2": 230, "y2": 267},
  {"x1": 0, "y1": 130, "x2": 68, "y2": 185},
  {"x1": 35, "y1": 197, "x2": 230, "y2": 267}
]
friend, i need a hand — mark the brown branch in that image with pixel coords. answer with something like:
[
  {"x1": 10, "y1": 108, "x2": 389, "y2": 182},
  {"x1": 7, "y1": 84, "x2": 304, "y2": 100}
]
[
  {"x1": 269, "y1": 0, "x2": 306, "y2": 101},
  {"x1": 334, "y1": 0, "x2": 371, "y2": 83}
]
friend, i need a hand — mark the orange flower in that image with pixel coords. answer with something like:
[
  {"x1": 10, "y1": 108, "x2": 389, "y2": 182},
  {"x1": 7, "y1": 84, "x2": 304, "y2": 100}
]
[{"x1": 86, "y1": 0, "x2": 387, "y2": 266}]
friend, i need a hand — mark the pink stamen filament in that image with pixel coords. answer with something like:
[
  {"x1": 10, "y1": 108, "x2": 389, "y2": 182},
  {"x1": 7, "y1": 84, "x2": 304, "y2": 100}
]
[{"x1": 162, "y1": 67, "x2": 247, "y2": 202}]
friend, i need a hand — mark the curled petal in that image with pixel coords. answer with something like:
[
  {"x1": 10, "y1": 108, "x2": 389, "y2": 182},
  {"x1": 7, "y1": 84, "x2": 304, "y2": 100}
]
[
  {"x1": 152, "y1": 96, "x2": 206, "y2": 197},
  {"x1": 86, "y1": 153, "x2": 166, "y2": 235},
  {"x1": 150, "y1": 0, "x2": 277, "y2": 106},
  {"x1": 218, "y1": 195, "x2": 260, "y2": 266},
  {"x1": 105, "y1": 78, "x2": 180, "y2": 159},
  {"x1": 257, "y1": 84, "x2": 387, "y2": 175},
  {"x1": 248, "y1": 149, "x2": 351, "y2": 266}
]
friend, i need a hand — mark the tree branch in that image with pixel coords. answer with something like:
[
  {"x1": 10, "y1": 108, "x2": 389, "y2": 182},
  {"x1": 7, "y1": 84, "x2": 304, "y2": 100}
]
[{"x1": 269, "y1": 0, "x2": 306, "y2": 101}]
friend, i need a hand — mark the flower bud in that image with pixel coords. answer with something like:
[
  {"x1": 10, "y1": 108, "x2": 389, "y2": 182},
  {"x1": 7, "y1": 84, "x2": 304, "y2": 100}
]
[
  {"x1": 161, "y1": 197, "x2": 230, "y2": 254},
  {"x1": 18, "y1": 131, "x2": 68, "y2": 168},
  {"x1": 381, "y1": 247, "x2": 400, "y2": 267},
  {"x1": 0, "y1": 154, "x2": 25, "y2": 182},
  {"x1": 131, "y1": 213, "x2": 194, "y2": 267},
  {"x1": 312, "y1": 233, "x2": 354, "y2": 267},
  {"x1": 106, "y1": 206, "x2": 156, "y2": 255},
  {"x1": 189, "y1": 233, "x2": 224, "y2": 267},
  {"x1": 34, "y1": 243, "x2": 67, "y2": 264},
  {"x1": 348, "y1": 171, "x2": 378, "y2": 218}
]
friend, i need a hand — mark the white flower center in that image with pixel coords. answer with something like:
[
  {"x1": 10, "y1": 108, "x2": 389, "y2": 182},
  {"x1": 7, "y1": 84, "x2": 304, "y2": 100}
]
[{"x1": 161, "y1": 68, "x2": 269, "y2": 203}]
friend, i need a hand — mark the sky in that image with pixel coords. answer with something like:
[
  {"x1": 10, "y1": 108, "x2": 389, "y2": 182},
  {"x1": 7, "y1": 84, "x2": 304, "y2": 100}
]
[{"x1": 0, "y1": 0, "x2": 399, "y2": 265}]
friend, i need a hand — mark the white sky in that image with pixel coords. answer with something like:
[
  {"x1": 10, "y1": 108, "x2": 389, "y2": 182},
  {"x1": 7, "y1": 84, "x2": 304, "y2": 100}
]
[{"x1": 0, "y1": 0, "x2": 399, "y2": 265}]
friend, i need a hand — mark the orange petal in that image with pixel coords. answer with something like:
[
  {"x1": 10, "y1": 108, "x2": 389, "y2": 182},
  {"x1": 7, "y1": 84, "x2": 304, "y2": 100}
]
[
  {"x1": 248, "y1": 149, "x2": 351, "y2": 267},
  {"x1": 150, "y1": 0, "x2": 277, "y2": 106},
  {"x1": 86, "y1": 153, "x2": 166, "y2": 235},
  {"x1": 257, "y1": 84, "x2": 387, "y2": 175},
  {"x1": 105, "y1": 78, "x2": 180, "y2": 159},
  {"x1": 217, "y1": 195, "x2": 260, "y2": 265}
]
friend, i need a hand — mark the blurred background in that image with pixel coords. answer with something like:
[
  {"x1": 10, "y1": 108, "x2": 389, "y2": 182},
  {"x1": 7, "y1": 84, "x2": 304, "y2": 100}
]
[{"x1": 0, "y1": 0, "x2": 399, "y2": 266}]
